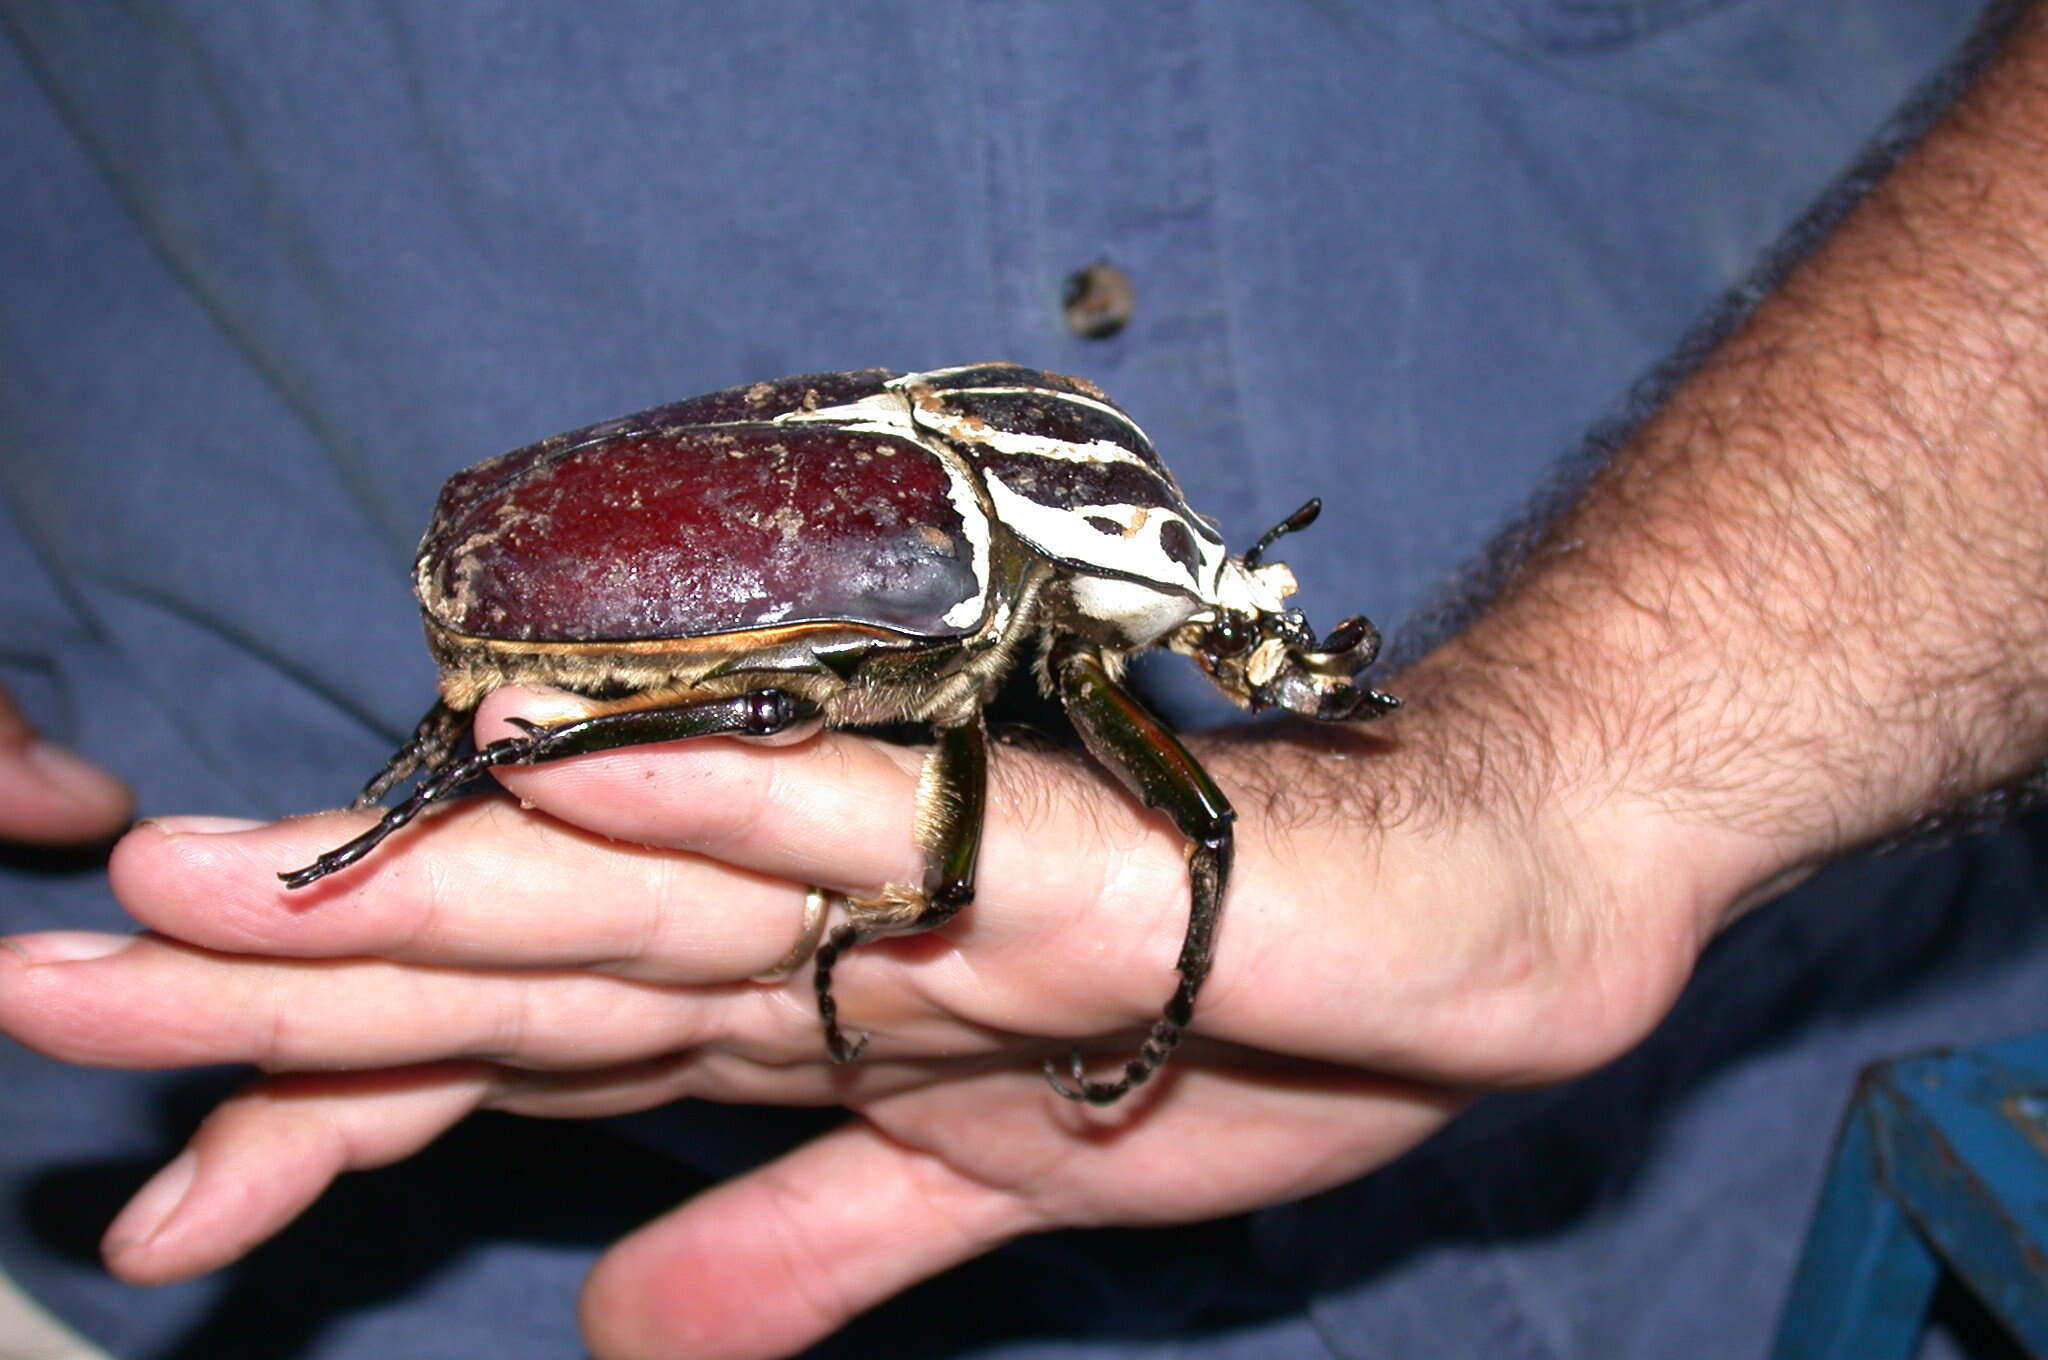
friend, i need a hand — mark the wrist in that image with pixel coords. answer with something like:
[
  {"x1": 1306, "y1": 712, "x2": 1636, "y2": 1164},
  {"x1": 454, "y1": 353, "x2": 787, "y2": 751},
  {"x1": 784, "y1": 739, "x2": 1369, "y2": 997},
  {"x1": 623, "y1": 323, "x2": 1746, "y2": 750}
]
[{"x1": 1386, "y1": 644, "x2": 1808, "y2": 972}]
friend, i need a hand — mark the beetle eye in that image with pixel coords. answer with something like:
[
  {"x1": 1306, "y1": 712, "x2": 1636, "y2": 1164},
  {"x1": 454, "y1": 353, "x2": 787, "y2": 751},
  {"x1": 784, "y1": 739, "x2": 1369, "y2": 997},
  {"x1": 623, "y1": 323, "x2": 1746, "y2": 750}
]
[{"x1": 1209, "y1": 617, "x2": 1253, "y2": 656}]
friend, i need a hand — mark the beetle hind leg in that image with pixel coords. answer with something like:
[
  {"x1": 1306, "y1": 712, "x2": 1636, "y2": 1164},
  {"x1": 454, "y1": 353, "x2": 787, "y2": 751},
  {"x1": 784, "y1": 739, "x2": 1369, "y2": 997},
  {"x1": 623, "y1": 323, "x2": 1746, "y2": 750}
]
[
  {"x1": 1047, "y1": 641, "x2": 1236, "y2": 1105},
  {"x1": 279, "y1": 689, "x2": 821, "y2": 889},
  {"x1": 813, "y1": 716, "x2": 986, "y2": 1065}
]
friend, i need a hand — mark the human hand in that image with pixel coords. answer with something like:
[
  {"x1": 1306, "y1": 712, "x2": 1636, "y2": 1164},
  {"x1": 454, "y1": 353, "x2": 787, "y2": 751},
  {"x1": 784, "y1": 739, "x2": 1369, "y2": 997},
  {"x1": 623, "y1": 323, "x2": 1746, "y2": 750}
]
[
  {"x1": 0, "y1": 686, "x2": 131, "y2": 845},
  {"x1": 0, "y1": 676, "x2": 1725, "y2": 1359}
]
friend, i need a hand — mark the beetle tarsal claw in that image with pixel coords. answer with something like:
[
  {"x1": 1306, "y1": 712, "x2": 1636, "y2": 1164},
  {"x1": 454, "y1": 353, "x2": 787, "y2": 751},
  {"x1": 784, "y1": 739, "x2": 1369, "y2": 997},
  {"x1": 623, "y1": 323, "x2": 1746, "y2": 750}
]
[
  {"x1": 1043, "y1": 1045, "x2": 1138, "y2": 1106},
  {"x1": 1041, "y1": 1045, "x2": 1091, "y2": 1096}
]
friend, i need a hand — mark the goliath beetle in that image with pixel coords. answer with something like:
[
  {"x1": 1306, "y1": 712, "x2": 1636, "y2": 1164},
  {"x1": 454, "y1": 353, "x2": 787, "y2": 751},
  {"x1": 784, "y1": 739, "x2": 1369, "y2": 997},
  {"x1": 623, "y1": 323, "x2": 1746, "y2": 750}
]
[{"x1": 282, "y1": 364, "x2": 1396, "y2": 1104}]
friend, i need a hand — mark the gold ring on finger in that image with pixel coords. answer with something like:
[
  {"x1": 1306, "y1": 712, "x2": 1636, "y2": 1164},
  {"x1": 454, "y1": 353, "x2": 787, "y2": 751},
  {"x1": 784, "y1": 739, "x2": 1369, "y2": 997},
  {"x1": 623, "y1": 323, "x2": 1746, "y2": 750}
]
[{"x1": 750, "y1": 885, "x2": 832, "y2": 982}]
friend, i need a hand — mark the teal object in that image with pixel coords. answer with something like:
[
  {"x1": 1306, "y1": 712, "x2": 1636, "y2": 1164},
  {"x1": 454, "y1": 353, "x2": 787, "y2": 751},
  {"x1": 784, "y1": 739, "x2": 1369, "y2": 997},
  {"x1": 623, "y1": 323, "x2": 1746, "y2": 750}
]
[{"x1": 1776, "y1": 1033, "x2": 2048, "y2": 1358}]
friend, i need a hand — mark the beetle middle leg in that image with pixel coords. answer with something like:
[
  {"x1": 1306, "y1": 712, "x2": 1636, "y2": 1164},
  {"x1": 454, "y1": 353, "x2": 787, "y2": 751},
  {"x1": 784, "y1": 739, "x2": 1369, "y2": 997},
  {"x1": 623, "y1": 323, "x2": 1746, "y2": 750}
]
[
  {"x1": 1045, "y1": 640, "x2": 1235, "y2": 1105},
  {"x1": 352, "y1": 699, "x2": 466, "y2": 809},
  {"x1": 814, "y1": 713, "x2": 986, "y2": 1062},
  {"x1": 279, "y1": 689, "x2": 821, "y2": 889}
]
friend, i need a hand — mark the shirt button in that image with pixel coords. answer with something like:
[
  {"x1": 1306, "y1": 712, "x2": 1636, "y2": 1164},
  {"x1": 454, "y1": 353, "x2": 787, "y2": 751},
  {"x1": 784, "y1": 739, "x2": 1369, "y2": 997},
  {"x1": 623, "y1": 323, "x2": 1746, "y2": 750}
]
[{"x1": 1062, "y1": 261, "x2": 1135, "y2": 340}]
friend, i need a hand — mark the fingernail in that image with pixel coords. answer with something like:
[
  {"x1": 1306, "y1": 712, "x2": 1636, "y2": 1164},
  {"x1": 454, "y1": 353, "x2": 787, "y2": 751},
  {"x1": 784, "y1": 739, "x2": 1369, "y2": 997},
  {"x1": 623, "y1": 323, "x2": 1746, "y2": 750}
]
[
  {"x1": 493, "y1": 688, "x2": 592, "y2": 723},
  {"x1": 1, "y1": 931, "x2": 135, "y2": 965},
  {"x1": 148, "y1": 815, "x2": 265, "y2": 836},
  {"x1": 104, "y1": 1150, "x2": 198, "y2": 1255}
]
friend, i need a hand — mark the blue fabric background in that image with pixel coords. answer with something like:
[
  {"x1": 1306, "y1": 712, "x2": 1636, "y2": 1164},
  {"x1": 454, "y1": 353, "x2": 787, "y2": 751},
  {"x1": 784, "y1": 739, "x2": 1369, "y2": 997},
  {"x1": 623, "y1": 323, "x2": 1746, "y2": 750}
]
[{"x1": 0, "y1": 2, "x2": 2027, "y2": 1355}]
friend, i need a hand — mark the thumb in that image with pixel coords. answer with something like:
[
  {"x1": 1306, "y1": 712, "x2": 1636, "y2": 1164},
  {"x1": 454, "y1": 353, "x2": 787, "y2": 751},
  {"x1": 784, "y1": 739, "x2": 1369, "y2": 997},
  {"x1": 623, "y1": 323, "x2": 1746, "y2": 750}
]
[{"x1": 580, "y1": 1118, "x2": 1037, "y2": 1360}]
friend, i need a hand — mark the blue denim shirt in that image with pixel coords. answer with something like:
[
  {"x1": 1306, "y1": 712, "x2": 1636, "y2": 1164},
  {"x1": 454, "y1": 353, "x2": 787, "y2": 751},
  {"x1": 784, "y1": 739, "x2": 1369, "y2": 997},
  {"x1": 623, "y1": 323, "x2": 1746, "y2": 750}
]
[{"x1": 0, "y1": 3, "x2": 2023, "y2": 1356}]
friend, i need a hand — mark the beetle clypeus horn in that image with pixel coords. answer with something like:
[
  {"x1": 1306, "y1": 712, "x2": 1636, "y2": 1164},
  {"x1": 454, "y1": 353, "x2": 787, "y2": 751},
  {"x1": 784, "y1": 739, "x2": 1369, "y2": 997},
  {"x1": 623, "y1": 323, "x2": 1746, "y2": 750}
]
[{"x1": 281, "y1": 364, "x2": 1397, "y2": 1104}]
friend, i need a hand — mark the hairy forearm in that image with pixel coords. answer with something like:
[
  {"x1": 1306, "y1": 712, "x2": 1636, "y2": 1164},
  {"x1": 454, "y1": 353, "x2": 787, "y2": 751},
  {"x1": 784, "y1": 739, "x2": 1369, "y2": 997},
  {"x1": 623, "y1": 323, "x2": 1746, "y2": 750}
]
[{"x1": 1395, "y1": 5, "x2": 2048, "y2": 924}]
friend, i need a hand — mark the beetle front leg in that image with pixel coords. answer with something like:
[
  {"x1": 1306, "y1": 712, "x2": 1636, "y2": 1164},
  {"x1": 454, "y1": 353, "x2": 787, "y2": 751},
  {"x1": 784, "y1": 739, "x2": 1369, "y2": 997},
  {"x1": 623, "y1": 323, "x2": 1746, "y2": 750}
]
[
  {"x1": 279, "y1": 689, "x2": 821, "y2": 889},
  {"x1": 815, "y1": 713, "x2": 986, "y2": 1062},
  {"x1": 1048, "y1": 641, "x2": 1235, "y2": 1105}
]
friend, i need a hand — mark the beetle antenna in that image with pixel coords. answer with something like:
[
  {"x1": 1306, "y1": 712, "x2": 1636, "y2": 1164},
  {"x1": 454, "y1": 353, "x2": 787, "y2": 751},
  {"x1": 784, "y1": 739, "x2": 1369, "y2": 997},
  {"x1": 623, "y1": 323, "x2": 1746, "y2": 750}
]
[{"x1": 1243, "y1": 498, "x2": 1321, "y2": 568}]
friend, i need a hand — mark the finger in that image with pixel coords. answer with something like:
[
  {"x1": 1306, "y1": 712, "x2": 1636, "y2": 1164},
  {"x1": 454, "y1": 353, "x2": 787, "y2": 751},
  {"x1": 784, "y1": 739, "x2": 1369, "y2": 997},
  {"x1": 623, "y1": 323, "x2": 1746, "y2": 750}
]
[
  {"x1": 580, "y1": 1116, "x2": 1040, "y2": 1360},
  {"x1": 471, "y1": 689, "x2": 1301, "y2": 1057},
  {"x1": 113, "y1": 806, "x2": 829, "y2": 984},
  {"x1": 475, "y1": 694, "x2": 1210, "y2": 1049},
  {"x1": 0, "y1": 931, "x2": 814, "y2": 1072},
  {"x1": 103, "y1": 1063, "x2": 489, "y2": 1285},
  {"x1": 484, "y1": 1046, "x2": 966, "y2": 1118},
  {"x1": 474, "y1": 686, "x2": 937, "y2": 895},
  {"x1": 0, "y1": 689, "x2": 131, "y2": 844},
  {"x1": 474, "y1": 688, "x2": 1181, "y2": 964}
]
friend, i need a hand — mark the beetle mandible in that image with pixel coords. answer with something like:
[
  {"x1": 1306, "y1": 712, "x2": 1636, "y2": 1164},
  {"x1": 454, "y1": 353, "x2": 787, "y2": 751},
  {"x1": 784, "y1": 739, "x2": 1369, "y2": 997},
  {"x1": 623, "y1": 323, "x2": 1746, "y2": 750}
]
[{"x1": 281, "y1": 364, "x2": 1397, "y2": 1104}]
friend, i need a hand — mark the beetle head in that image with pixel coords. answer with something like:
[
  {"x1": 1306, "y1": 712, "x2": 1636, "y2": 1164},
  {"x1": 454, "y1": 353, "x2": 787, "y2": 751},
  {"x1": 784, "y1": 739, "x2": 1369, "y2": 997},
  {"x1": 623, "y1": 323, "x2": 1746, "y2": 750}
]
[
  {"x1": 1175, "y1": 500, "x2": 1399, "y2": 721},
  {"x1": 1183, "y1": 606, "x2": 1393, "y2": 720}
]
